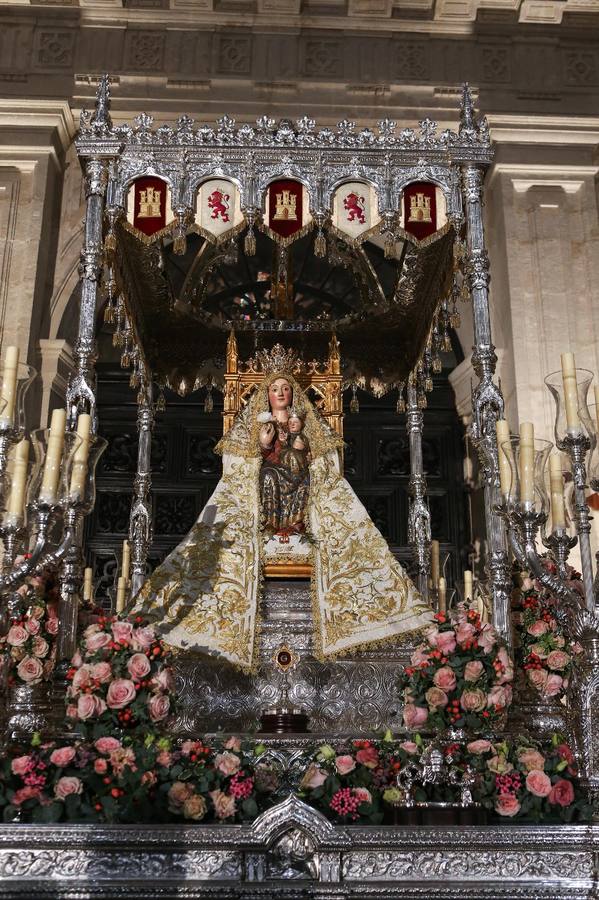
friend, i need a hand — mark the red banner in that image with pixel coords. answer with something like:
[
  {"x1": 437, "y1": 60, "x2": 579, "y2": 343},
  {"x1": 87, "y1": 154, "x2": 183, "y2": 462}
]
[
  {"x1": 132, "y1": 176, "x2": 167, "y2": 236},
  {"x1": 403, "y1": 182, "x2": 437, "y2": 241},
  {"x1": 267, "y1": 179, "x2": 304, "y2": 239}
]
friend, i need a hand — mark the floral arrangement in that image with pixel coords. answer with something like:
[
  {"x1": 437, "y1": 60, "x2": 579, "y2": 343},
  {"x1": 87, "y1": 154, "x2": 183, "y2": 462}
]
[
  {"x1": 1, "y1": 564, "x2": 59, "y2": 687},
  {"x1": 398, "y1": 605, "x2": 514, "y2": 732},
  {"x1": 0, "y1": 734, "x2": 279, "y2": 824},
  {"x1": 512, "y1": 564, "x2": 583, "y2": 702},
  {"x1": 66, "y1": 615, "x2": 176, "y2": 739},
  {"x1": 299, "y1": 733, "x2": 591, "y2": 824}
]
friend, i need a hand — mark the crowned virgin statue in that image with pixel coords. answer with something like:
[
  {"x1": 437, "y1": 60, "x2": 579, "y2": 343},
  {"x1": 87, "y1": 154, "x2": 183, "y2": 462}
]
[{"x1": 134, "y1": 363, "x2": 432, "y2": 670}]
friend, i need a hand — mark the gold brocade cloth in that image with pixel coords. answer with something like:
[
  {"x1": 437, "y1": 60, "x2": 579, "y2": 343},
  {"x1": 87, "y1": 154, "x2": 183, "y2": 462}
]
[{"x1": 133, "y1": 375, "x2": 433, "y2": 670}]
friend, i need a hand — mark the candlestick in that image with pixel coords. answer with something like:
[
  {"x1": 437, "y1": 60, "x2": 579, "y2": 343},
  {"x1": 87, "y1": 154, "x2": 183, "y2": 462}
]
[
  {"x1": 5, "y1": 439, "x2": 29, "y2": 523},
  {"x1": 464, "y1": 569, "x2": 473, "y2": 602},
  {"x1": 495, "y1": 419, "x2": 512, "y2": 497},
  {"x1": 69, "y1": 414, "x2": 91, "y2": 500},
  {"x1": 519, "y1": 422, "x2": 535, "y2": 505},
  {"x1": 39, "y1": 408, "x2": 67, "y2": 504},
  {"x1": 438, "y1": 576, "x2": 446, "y2": 613},
  {"x1": 431, "y1": 539, "x2": 440, "y2": 588},
  {"x1": 83, "y1": 567, "x2": 93, "y2": 603},
  {"x1": 549, "y1": 453, "x2": 566, "y2": 530},
  {"x1": 0, "y1": 346, "x2": 19, "y2": 426},
  {"x1": 116, "y1": 576, "x2": 126, "y2": 613},
  {"x1": 561, "y1": 352, "x2": 580, "y2": 432},
  {"x1": 122, "y1": 539, "x2": 130, "y2": 582}
]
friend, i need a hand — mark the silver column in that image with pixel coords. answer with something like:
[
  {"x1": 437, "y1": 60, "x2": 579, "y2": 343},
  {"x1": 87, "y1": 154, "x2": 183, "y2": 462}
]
[
  {"x1": 406, "y1": 380, "x2": 431, "y2": 601},
  {"x1": 130, "y1": 379, "x2": 154, "y2": 596},
  {"x1": 462, "y1": 162, "x2": 512, "y2": 651}
]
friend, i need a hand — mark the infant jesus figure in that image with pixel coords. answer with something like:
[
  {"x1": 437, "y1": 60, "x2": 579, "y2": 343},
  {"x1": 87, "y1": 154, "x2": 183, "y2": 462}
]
[{"x1": 279, "y1": 407, "x2": 311, "y2": 476}]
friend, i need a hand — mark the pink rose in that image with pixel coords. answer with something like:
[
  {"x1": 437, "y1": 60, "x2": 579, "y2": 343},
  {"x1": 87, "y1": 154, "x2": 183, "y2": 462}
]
[
  {"x1": 152, "y1": 667, "x2": 175, "y2": 693},
  {"x1": 95, "y1": 736, "x2": 122, "y2": 754},
  {"x1": 527, "y1": 668, "x2": 549, "y2": 692},
  {"x1": 112, "y1": 620, "x2": 133, "y2": 644},
  {"x1": 12, "y1": 786, "x2": 42, "y2": 806},
  {"x1": 214, "y1": 751, "x2": 241, "y2": 777},
  {"x1": 148, "y1": 693, "x2": 170, "y2": 722},
  {"x1": 526, "y1": 769, "x2": 552, "y2": 797},
  {"x1": 55, "y1": 776, "x2": 83, "y2": 800},
  {"x1": 32, "y1": 636, "x2": 49, "y2": 659},
  {"x1": 50, "y1": 747, "x2": 76, "y2": 768},
  {"x1": 454, "y1": 622, "x2": 476, "y2": 645},
  {"x1": 436, "y1": 630, "x2": 457, "y2": 654},
  {"x1": 25, "y1": 618, "x2": 40, "y2": 636},
  {"x1": 478, "y1": 624, "x2": 498, "y2": 653},
  {"x1": 131, "y1": 625, "x2": 156, "y2": 650},
  {"x1": 487, "y1": 685, "x2": 512, "y2": 709},
  {"x1": 85, "y1": 631, "x2": 112, "y2": 653},
  {"x1": 6, "y1": 625, "x2": 28, "y2": 647},
  {"x1": 335, "y1": 755, "x2": 356, "y2": 775},
  {"x1": 530, "y1": 643, "x2": 549, "y2": 659},
  {"x1": 168, "y1": 781, "x2": 194, "y2": 810},
  {"x1": 399, "y1": 741, "x2": 419, "y2": 754},
  {"x1": 425, "y1": 686, "x2": 449, "y2": 709},
  {"x1": 109, "y1": 746, "x2": 136, "y2": 776},
  {"x1": 141, "y1": 771, "x2": 157, "y2": 787},
  {"x1": 17, "y1": 656, "x2": 43, "y2": 684},
  {"x1": 157, "y1": 751, "x2": 172, "y2": 767},
  {"x1": 45, "y1": 618, "x2": 59, "y2": 635},
  {"x1": 433, "y1": 666, "x2": 457, "y2": 692},
  {"x1": 466, "y1": 739, "x2": 492, "y2": 754},
  {"x1": 518, "y1": 749, "x2": 546, "y2": 772},
  {"x1": 495, "y1": 646, "x2": 514, "y2": 684},
  {"x1": 300, "y1": 763, "x2": 327, "y2": 790},
  {"x1": 106, "y1": 678, "x2": 136, "y2": 709},
  {"x1": 71, "y1": 650, "x2": 83, "y2": 668},
  {"x1": 94, "y1": 758, "x2": 108, "y2": 774},
  {"x1": 183, "y1": 794, "x2": 207, "y2": 821},
  {"x1": 425, "y1": 626, "x2": 440, "y2": 647},
  {"x1": 527, "y1": 620, "x2": 548, "y2": 637},
  {"x1": 464, "y1": 660, "x2": 484, "y2": 682},
  {"x1": 354, "y1": 787, "x2": 372, "y2": 805},
  {"x1": 31, "y1": 605, "x2": 45, "y2": 620},
  {"x1": 71, "y1": 665, "x2": 91, "y2": 694},
  {"x1": 546, "y1": 650, "x2": 570, "y2": 671},
  {"x1": 543, "y1": 674, "x2": 564, "y2": 697},
  {"x1": 356, "y1": 746, "x2": 379, "y2": 768},
  {"x1": 11, "y1": 755, "x2": 32, "y2": 776},
  {"x1": 548, "y1": 778, "x2": 575, "y2": 807},
  {"x1": 410, "y1": 647, "x2": 431, "y2": 666},
  {"x1": 403, "y1": 705, "x2": 429, "y2": 729},
  {"x1": 495, "y1": 794, "x2": 521, "y2": 817},
  {"x1": 460, "y1": 688, "x2": 487, "y2": 712},
  {"x1": 224, "y1": 736, "x2": 242, "y2": 752},
  {"x1": 91, "y1": 662, "x2": 112, "y2": 683},
  {"x1": 127, "y1": 653, "x2": 151, "y2": 681},
  {"x1": 210, "y1": 789, "x2": 236, "y2": 820},
  {"x1": 66, "y1": 704, "x2": 78, "y2": 719},
  {"x1": 77, "y1": 694, "x2": 106, "y2": 720}
]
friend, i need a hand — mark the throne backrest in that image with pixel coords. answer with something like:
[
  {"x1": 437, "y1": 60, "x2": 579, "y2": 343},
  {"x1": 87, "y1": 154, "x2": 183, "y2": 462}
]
[{"x1": 222, "y1": 332, "x2": 344, "y2": 440}]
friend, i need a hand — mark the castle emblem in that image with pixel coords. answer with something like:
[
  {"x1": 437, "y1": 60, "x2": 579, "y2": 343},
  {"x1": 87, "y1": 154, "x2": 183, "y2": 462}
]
[
  {"x1": 137, "y1": 186, "x2": 162, "y2": 219},
  {"x1": 273, "y1": 189, "x2": 298, "y2": 221},
  {"x1": 408, "y1": 192, "x2": 432, "y2": 224}
]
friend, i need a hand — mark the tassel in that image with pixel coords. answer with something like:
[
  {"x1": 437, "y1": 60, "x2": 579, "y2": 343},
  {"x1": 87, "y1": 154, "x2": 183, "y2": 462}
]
[
  {"x1": 349, "y1": 384, "x2": 359, "y2": 414},
  {"x1": 104, "y1": 302, "x2": 115, "y2": 324},
  {"x1": 432, "y1": 355, "x2": 442, "y2": 374},
  {"x1": 425, "y1": 376, "x2": 433, "y2": 393},
  {"x1": 396, "y1": 395, "x2": 406, "y2": 414},
  {"x1": 156, "y1": 390, "x2": 166, "y2": 413},
  {"x1": 204, "y1": 386, "x2": 214, "y2": 414},
  {"x1": 314, "y1": 229, "x2": 326, "y2": 258},
  {"x1": 120, "y1": 350, "x2": 131, "y2": 368},
  {"x1": 418, "y1": 393, "x2": 427, "y2": 410},
  {"x1": 384, "y1": 231, "x2": 395, "y2": 259},
  {"x1": 129, "y1": 371, "x2": 141, "y2": 389},
  {"x1": 245, "y1": 227, "x2": 256, "y2": 257},
  {"x1": 137, "y1": 390, "x2": 145, "y2": 405},
  {"x1": 450, "y1": 309, "x2": 461, "y2": 328},
  {"x1": 173, "y1": 232, "x2": 186, "y2": 256},
  {"x1": 104, "y1": 230, "x2": 117, "y2": 253},
  {"x1": 443, "y1": 334, "x2": 452, "y2": 352}
]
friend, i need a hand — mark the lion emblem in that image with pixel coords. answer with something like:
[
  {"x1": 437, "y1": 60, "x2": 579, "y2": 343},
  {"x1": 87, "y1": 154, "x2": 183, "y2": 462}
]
[
  {"x1": 207, "y1": 189, "x2": 231, "y2": 223},
  {"x1": 343, "y1": 192, "x2": 366, "y2": 225}
]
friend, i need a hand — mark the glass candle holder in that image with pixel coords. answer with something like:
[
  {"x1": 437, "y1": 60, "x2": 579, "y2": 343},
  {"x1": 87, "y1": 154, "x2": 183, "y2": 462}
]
[
  {"x1": 29, "y1": 429, "x2": 82, "y2": 507},
  {"x1": 544, "y1": 368, "x2": 595, "y2": 447},
  {"x1": 65, "y1": 434, "x2": 107, "y2": 514},
  {"x1": 0, "y1": 363, "x2": 36, "y2": 435},
  {"x1": 502, "y1": 436, "x2": 552, "y2": 515},
  {"x1": 586, "y1": 402, "x2": 599, "y2": 488}
]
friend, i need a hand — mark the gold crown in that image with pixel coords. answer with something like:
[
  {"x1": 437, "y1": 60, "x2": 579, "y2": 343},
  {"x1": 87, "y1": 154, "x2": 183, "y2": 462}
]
[{"x1": 254, "y1": 344, "x2": 301, "y2": 375}]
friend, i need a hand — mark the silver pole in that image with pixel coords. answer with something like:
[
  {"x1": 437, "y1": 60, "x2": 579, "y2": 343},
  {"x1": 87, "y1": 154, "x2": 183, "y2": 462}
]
[
  {"x1": 406, "y1": 380, "x2": 431, "y2": 601},
  {"x1": 130, "y1": 379, "x2": 154, "y2": 597}
]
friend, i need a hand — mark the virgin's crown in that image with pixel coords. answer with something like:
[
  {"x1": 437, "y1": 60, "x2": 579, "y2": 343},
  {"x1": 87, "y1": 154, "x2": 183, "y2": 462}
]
[{"x1": 254, "y1": 344, "x2": 301, "y2": 374}]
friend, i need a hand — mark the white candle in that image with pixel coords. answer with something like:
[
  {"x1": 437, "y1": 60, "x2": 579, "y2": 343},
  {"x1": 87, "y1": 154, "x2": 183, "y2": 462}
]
[
  {"x1": 495, "y1": 419, "x2": 512, "y2": 497},
  {"x1": 83, "y1": 567, "x2": 93, "y2": 602},
  {"x1": 39, "y1": 408, "x2": 67, "y2": 504},
  {"x1": 561, "y1": 352, "x2": 580, "y2": 432},
  {"x1": 438, "y1": 576, "x2": 446, "y2": 613},
  {"x1": 519, "y1": 421, "x2": 535, "y2": 505},
  {"x1": 594, "y1": 385, "x2": 599, "y2": 436},
  {"x1": 116, "y1": 576, "x2": 126, "y2": 613},
  {"x1": 6, "y1": 439, "x2": 29, "y2": 522},
  {"x1": 69, "y1": 414, "x2": 92, "y2": 499},
  {"x1": 122, "y1": 539, "x2": 130, "y2": 582},
  {"x1": 464, "y1": 569, "x2": 473, "y2": 602},
  {"x1": 549, "y1": 453, "x2": 566, "y2": 530},
  {"x1": 431, "y1": 539, "x2": 440, "y2": 588},
  {"x1": 0, "y1": 346, "x2": 19, "y2": 426}
]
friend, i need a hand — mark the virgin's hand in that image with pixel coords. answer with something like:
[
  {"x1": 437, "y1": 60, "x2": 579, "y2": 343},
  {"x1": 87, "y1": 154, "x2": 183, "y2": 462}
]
[{"x1": 259, "y1": 422, "x2": 276, "y2": 448}]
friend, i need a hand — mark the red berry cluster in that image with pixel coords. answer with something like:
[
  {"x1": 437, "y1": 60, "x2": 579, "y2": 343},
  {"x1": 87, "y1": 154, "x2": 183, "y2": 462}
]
[
  {"x1": 495, "y1": 771, "x2": 522, "y2": 795},
  {"x1": 329, "y1": 788, "x2": 361, "y2": 820}
]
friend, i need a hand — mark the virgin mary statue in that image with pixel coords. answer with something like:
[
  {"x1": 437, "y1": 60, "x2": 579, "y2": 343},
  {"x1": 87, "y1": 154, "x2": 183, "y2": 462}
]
[{"x1": 134, "y1": 370, "x2": 432, "y2": 671}]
